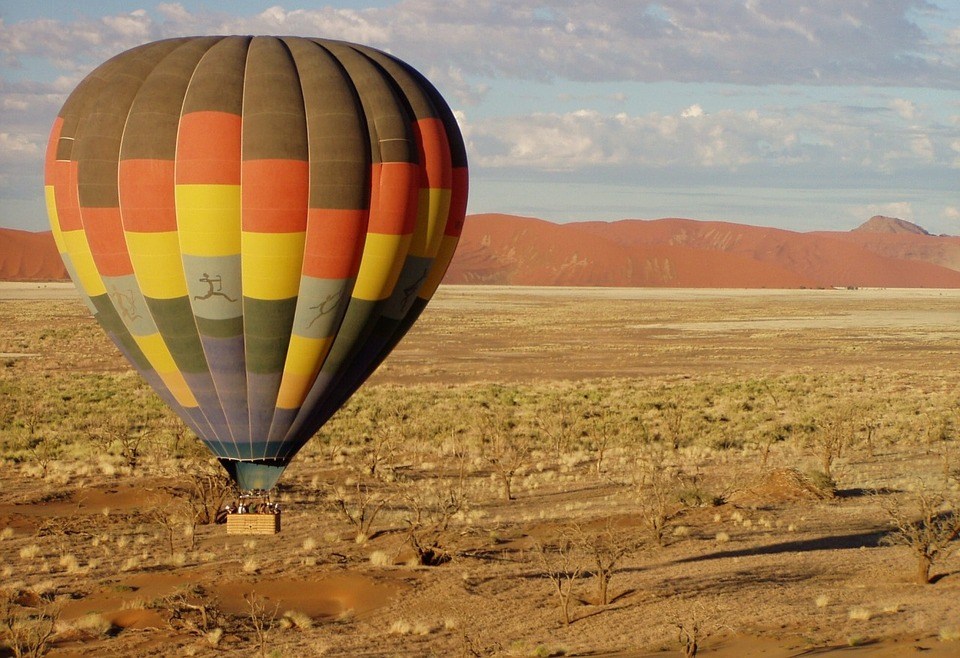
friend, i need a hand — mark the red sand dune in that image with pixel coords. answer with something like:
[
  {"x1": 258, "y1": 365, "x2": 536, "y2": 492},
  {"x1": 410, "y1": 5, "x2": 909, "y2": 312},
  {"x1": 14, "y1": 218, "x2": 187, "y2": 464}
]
[
  {"x1": 445, "y1": 214, "x2": 960, "y2": 288},
  {"x1": 0, "y1": 228, "x2": 67, "y2": 281},
  {"x1": 5, "y1": 214, "x2": 960, "y2": 288}
]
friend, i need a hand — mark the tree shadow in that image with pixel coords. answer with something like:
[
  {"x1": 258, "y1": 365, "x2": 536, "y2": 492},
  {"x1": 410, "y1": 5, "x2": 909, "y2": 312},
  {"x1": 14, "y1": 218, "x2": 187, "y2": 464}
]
[
  {"x1": 673, "y1": 526, "x2": 893, "y2": 564},
  {"x1": 835, "y1": 486, "x2": 897, "y2": 498},
  {"x1": 794, "y1": 638, "x2": 881, "y2": 655}
]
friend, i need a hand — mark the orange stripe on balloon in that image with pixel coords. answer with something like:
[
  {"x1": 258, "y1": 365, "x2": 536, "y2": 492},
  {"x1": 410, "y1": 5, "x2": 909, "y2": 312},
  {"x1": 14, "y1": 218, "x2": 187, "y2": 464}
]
[
  {"x1": 82, "y1": 207, "x2": 134, "y2": 276},
  {"x1": 49, "y1": 161, "x2": 83, "y2": 232},
  {"x1": 241, "y1": 159, "x2": 309, "y2": 233},
  {"x1": 176, "y1": 111, "x2": 241, "y2": 185},
  {"x1": 43, "y1": 118, "x2": 62, "y2": 185},
  {"x1": 302, "y1": 208, "x2": 368, "y2": 279},
  {"x1": 416, "y1": 118, "x2": 452, "y2": 189},
  {"x1": 119, "y1": 159, "x2": 176, "y2": 232},
  {"x1": 445, "y1": 167, "x2": 469, "y2": 237},
  {"x1": 368, "y1": 162, "x2": 418, "y2": 235}
]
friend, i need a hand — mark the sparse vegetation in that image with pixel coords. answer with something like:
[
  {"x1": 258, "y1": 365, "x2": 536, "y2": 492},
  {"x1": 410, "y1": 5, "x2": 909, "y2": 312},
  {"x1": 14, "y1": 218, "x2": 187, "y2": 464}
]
[
  {"x1": 3, "y1": 288, "x2": 960, "y2": 656},
  {"x1": 880, "y1": 481, "x2": 960, "y2": 584}
]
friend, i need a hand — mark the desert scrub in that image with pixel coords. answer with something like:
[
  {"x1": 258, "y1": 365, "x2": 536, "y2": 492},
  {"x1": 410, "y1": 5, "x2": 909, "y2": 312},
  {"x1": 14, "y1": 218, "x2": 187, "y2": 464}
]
[{"x1": 879, "y1": 481, "x2": 960, "y2": 584}]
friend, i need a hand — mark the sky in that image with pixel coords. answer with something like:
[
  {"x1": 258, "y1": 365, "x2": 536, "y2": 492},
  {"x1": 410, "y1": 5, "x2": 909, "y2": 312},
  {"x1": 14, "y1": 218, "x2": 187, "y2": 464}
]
[{"x1": 1, "y1": 1, "x2": 959, "y2": 233}]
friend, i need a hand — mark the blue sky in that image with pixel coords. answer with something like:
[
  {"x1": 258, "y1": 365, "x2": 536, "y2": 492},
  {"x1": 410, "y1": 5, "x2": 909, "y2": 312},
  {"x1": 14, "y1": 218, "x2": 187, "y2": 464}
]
[{"x1": 1, "y1": 1, "x2": 959, "y2": 233}]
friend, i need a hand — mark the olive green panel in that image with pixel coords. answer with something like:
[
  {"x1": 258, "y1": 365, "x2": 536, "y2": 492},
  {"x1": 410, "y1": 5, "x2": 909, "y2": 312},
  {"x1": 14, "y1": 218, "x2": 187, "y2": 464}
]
[
  {"x1": 57, "y1": 40, "x2": 189, "y2": 161},
  {"x1": 75, "y1": 39, "x2": 188, "y2": 207},
  {"x1": 316, "y1": 297, "x2": 379, "y2": 376},
  {"x1": 283, "y1": 37, "x2": 370, "y2": 210},
  {"x1": 180, "y1": 36, "x2": 250, "y2": 115},
  {"x1": 121, "y1": 37, "x2": 222, "y2": 160},
  {"x1": 315, "y1": 40, "x2": 416, "y2": 165},
  {"x1": 352, "y1": 45, "x2": 438, "y2": 121},
  {"x1": 243, "y1": 297, "x2": 299, "y2": 374},
  {"x1": 358, "y1": 46, "x2": 469, "y2": 169},
  {"x1": 195, "y1": 316, "x2": 245, "y2": 339},
  {"x1": 242, "y1": 37, "x2": 308, "y2": 162},
  {"x1": 144, "y1": 296, "x2": 209, "y2": 372},
  {"x1": 89, "y1": 293, "x2": 152, "y2": 371}
]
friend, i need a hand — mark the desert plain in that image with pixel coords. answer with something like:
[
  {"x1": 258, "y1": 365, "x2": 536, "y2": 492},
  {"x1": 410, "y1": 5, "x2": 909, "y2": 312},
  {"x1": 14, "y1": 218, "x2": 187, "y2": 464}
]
[{"x1": 1, "y1": 283, "x2": 959, "y2": 657}]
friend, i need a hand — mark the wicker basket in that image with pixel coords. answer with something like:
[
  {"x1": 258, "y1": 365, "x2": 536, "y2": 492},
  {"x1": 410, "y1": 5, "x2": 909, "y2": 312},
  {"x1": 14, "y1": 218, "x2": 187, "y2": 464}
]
[{"x1": 226, "y1": 512, "x2": 281, "y2": 535}]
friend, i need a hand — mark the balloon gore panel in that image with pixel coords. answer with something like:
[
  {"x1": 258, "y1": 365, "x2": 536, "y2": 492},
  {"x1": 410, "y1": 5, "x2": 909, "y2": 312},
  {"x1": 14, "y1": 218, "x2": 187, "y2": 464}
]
[{"x1": 45, "y1": 36, "x2": 468, "y2": 490}]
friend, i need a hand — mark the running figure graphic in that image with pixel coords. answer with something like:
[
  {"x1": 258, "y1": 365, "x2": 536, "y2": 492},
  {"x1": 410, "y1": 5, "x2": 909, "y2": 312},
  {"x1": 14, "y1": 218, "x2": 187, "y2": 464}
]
[
  {"x1": 194, "y1": 273, "x2": 237, "y2": 302},
  {"x1": 307, "y1": 290, "x2": 343, "y2": 328},
  {"x1": 111, "y1": 289, "x2": 141, "y2": 322}
]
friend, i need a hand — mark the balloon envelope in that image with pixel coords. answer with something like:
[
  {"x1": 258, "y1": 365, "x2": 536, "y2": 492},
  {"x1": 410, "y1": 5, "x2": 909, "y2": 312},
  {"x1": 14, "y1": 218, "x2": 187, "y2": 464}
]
[{"x1": 44, "y1": 36, "x2": 468, "y2": 490}]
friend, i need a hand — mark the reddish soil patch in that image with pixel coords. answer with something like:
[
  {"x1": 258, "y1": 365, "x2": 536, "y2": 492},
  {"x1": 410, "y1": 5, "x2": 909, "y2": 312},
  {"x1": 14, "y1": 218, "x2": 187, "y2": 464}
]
[{"x1": 210, "y1": 573, "x2": 405, "y2": 619}]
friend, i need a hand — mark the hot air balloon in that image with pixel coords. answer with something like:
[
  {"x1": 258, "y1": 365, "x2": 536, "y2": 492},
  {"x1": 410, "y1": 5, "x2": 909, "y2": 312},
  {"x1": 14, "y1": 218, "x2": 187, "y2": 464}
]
[{"x1": 44, "y1": 36, "x2": 468, "y2": 493}]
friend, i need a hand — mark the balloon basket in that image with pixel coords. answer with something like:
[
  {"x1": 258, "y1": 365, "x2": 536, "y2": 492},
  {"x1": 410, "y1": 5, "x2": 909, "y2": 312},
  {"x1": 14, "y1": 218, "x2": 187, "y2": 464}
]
[{"x1": 224, "y1": 492, "x2": 282, "y2": 535}]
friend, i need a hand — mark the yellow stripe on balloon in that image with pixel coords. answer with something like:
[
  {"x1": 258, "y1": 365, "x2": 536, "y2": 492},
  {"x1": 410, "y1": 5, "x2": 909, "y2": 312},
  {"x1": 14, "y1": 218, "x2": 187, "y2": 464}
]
[
  {"x1": 160, "y1": 370, "x2": 198, "y2": 407},
  {"x1": 282, "y1": 334, "x2": 334, "y2": 375},
  {"x1": 125, "y1": 230, "x2": 189, "y2": 299},
  {"x1": 61, "y1": 229, "x2": 107, "y2": 297},
  {"x1": 131, "y1": 333, "x2": 198, "y2": 407},
  {"x1": 276, "y1": 335, "x2": 333, "y2": 408},
  {"x1": 175, "y1": 184, "x2": 241, "y2": 256},
  {"x1": 44, "y1": 186, "x2": 69, "y2": 255},
  {"x1": 420, "y1": 233, "x2": 460, "y2": 300},
  {"x1": 241, "y1": 231, "x2": 305, "y2": 300},
  {"x1": 409, "y1": 188, "x2": 452, "y2": 258},
  {"x1": 352, "y1": 232, "x2": 412, "y2": 302}
]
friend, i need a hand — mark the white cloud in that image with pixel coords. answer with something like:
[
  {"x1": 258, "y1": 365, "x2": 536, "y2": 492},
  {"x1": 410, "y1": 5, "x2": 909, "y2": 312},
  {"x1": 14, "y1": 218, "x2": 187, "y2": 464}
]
[
  {"x1": 853, "y1": 202, "x2": 915, "y2": 221},
  {"x1": 157, "y1": 3, "x2": 191, "y2": 22},
  {"x1": 891, "y1": 98, "x2": 917, "y2": 120},
  {"x1": 0, "y1": 1, "x2": 956, "y2": 88},
  {"x1": 0, "y1": 132, "x2": 39, "y2": 154},
  {"x1": 467, "y1": 100, "x2": 958, "y2": 177}
]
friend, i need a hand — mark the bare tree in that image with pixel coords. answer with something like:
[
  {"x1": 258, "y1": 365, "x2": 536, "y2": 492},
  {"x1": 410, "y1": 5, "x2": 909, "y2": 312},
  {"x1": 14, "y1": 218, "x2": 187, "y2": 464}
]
[
  {"x1": 533, "y1": 531, "x2": 584, "y2": 626},
  {"x1": 400, "y1": 475, "x2": 467, "y2": 566},
  {"x1": 148, "y1": 496, "x2": 194, "y2": 559},
  {"x1": 806, "y1": 406, "x2": 858, "y2": 480},
  {"x1": 88, "y1": 420, "x2": 149, "y2": 473},
  {"x1": 355, "y1": 399, "x2": 417, "y2": 478},
  {"x1": 655, "y1": 391, "x2": 687, "y2": 451},
  {"x1": 244, "y1": 592, "x2": 278, "y2": 658},
  {"x1": 327, "y1": 480, "x2": 391, "y2": 543},
  {"x1": 479, "y1": 406, "x2": 530, "y2": 502},
  {"x1": 182, "y1": 457, "x2": 234, "y2": 525},
  {"x1": 880, "y1": 483, "x2": 960, "y2": 584},
  {"x1": 633, "y1": 446, "x2": 678, "y2": 546},
  {"x1": 574, "y1": 521, "x2": 642, "y2": 606},
  {"x1": 160, "y1": 586, "x2": 226, "y2": 637},
  {"x1": 0, "y1": 590, "x2": 60, "y2": 658},
  {"x1": 535, "y1": 398, "x2": 579, "y2": 459},
  {"x1": 584, "y1": 406, "x2": 616, "y2": 476}
]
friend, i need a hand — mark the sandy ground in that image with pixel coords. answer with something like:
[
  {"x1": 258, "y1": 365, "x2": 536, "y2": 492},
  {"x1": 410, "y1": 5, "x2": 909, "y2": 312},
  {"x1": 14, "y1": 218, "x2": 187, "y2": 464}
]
[{"x1": 1, "y1": 285, "x2": 959, "y2": 657}]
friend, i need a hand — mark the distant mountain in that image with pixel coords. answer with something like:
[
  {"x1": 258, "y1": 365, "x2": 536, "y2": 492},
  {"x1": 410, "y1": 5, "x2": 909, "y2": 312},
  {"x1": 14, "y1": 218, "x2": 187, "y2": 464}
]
[
  {"x1": 0, "y1": 228, "x2": 67, "y2": 281},
  {"x1": 444, "y1": 214, "x2": 960, "y2": 288},
  {"x1": 6, "y1": 214, "x2": 960, "y2": 288},
  {"x1": 852, "y1": 215, "x2": 930, "y2": 235}
]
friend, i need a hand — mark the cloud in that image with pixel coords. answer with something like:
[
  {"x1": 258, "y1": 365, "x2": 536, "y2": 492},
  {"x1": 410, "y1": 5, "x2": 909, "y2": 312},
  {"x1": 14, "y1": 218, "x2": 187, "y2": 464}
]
[
  {"x1": 890, "y1": 98, "x2": 918, "y2": 120},
  {"x1": 0, "y1": 131, "x2": 39, "y2": 154},
  {"x1": 465, "y1": 99, "x2": 957, "y2": 179},
  {"x1": 0, "y1": 1, "x2": 957, "y2": 88},
  {"x1": 852, "y1": 201, "x2": 916, "y2": 221}
]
